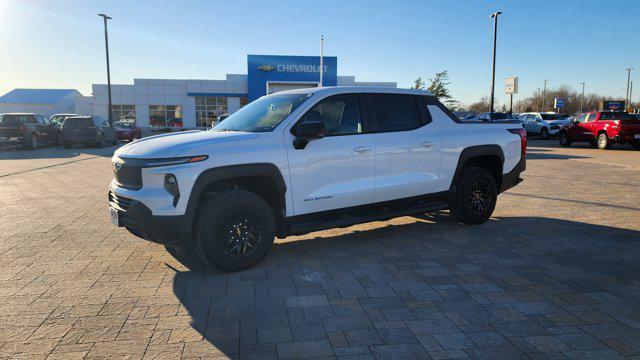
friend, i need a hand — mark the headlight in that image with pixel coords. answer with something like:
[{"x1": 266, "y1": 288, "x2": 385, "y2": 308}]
[{"x1": 142, "y1": 155, "x2": 208, "y2": 168}]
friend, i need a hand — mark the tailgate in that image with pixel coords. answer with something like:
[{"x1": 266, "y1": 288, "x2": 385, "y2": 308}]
[
  {"x1": 0, "y1": 125, "x2": 24, "y2": 138},
  {"x1": 621, "y1": 119, "x2": 640, "y2": 134}
]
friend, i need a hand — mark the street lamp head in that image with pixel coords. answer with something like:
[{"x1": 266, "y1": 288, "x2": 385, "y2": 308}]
[
  {"x1": 490, "y1": 11, "x2": 503, "y2": 18},
  {"x1": 98, "y1": 13, "x2": 112, "y2": 20}
]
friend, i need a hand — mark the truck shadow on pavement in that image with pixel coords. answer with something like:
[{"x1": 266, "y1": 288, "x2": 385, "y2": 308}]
[{"x1": 167, "y1": 215, "x2": 640, "y2": 359}]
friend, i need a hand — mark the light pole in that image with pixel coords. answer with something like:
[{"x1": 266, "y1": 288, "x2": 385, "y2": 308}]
[
  {"x1": 625, "y1": 68, "x2": 632, "y2": 105},
  {"x1": 542, "y1": 79, "x2": 548, "y2": 112},
  {"x1": 580, "y1": 82, "x2": 585, "y2": 113},
  {"x1": 98, "y1": 13, "x2": 113, "y2": 124},
  {"x1": 489, "y1": 11, "x2": 502, "y2": 118},
  {"x1": 536, "y1": 87, "x2": 541, "y2": 111},
  {"x1": 319, "y1": 35, "x2": 324, "y2": 87}
]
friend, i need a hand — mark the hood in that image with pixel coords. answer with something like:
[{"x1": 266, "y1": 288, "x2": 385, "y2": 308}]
[{"x1": 114, "y1": 130, "x2": 259, "y2": 159}]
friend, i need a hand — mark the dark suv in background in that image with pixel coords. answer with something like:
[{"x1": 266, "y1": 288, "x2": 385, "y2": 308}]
[
  {"x1": 0, "y1": 113, "x2": 60, "y2": 149},
  {"x1": 61, "y1": 116, "x2": 117, "y2": 148}
]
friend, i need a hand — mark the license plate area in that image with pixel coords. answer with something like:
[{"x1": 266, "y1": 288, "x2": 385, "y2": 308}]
[{"x1": 109, "y1": 207, "x2": 120, "y2": 226}]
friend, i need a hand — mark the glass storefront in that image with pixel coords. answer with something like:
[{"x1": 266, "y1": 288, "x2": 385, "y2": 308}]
[
  {"x1": 149, "y1": 105, "x2": 183, "y2": 127},
  {"x1": 195, "y1": 96, "x2": 228, "y2": 127},
  {"x1": 110, "y1": 105, "x2": 135, "y2": 122}
]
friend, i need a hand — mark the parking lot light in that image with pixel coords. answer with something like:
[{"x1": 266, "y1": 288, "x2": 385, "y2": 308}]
[
  {"x1": 489, "y1": 11, "x2": 502, "y2": 118},
  {"x1": 98, "y1": 13, "x2": 113, "y2": 125}
]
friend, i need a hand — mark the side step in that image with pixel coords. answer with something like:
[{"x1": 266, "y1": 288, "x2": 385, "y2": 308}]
[{"x1": 286, "y1": 199, "x2": 449, "y2": 237}]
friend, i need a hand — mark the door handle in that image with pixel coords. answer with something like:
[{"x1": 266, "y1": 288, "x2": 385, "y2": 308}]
[
  {"x1": 420, "y1": 142, "x2": 436, "y2": 149},
  {"x1": 353, "y1": 146, "x2": 371, "y2": 154}
]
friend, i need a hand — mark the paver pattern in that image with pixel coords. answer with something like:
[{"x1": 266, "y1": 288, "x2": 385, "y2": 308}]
[{"x1": 0, "y1": 140, "x2": 639, "y2": 359}]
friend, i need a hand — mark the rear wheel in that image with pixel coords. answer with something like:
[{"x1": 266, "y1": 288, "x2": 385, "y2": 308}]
[
  {"x1": 450, "y1": 167, "x2": 497, "y2": 225},
  {"x1": 26, "y1": 134, "x2": 38, "y2": 150},
  {"x1": 194, "y1": 190, "x2": 276, "y2": 272},
  {"x1": 597, "y1": 133, "x2": 611, "y2": 150},
  {"x1": 559, "y1": 132, "x2": 571, "y2": 147},
  {"x1": 540, "y1": 127, "x2": 549, "y2": 139}
]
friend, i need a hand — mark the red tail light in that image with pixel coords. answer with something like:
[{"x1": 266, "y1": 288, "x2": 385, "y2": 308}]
[{"x1": 508, "y1": 128, "x2": 527, "y2": 158}]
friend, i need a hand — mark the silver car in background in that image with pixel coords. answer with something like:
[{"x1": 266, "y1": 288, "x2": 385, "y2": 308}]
[{"x1": 517, "y1": 112, "x2": 569, "y2": 139}]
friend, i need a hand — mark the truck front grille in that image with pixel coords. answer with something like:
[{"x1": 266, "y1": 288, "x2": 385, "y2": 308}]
[{"x1": 109, "y1": 191, "x2": 133, "y2": 211}]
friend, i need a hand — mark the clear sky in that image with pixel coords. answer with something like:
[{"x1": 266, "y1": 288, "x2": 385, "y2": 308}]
[{"x1": 0, "y1": 0, "x2": 638, "y2": 106}]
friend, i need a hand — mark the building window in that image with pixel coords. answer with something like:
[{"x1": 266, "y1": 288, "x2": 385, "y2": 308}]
[
  {"x1": 195, "y1": 96, "x2": 228, "y2": 127},
  {"x1": 110, "y1": 105, "x2": 135, "y2": 122},
  {"x1": 149, "y1": 105, "x2": 183, "y2": 127},
  {"x1": 240, "y1": 96, "x2": 249, "y2": 107}
]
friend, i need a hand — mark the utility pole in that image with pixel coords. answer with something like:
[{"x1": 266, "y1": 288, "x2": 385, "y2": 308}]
[
  {"x1": 625, "y1": 68, "x2": 633, "y2": 106},
  {"x1": 319, "y1": 35, "x2": 324, "y2": 87},
  {"x1": 98, "y1": 13, "x2": 113, "y2": 124},
  {"x1": 536, "y1": 87, "x2": 541, "y2": 111},
  {"x1": 579, "y1": 82, "x2": 585, "y2": 113},
  {"x1": 488, "y1": 12, "x2": 502, "y2": 118},
  {"x1": 542, "y1": 79, "x2": 548, "y2": 112}
]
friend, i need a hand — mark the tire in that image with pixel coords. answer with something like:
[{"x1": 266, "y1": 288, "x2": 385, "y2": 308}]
[
  {"x1": 26, "y1": 134, "x2": 38, "y2": 150},
  {"x1": 449, "y1": 167, "x2": 497, "y2": 225},
  {"x1": 194, "y1": 190, "x2": 276, "y2": 272},
  {"x1": 98, "y1": 134, "x2": 106, "y2": 148},
  {"x1": 540, "y1": 127, "x2": 549, "y2": 139},
  {"x1": 559, "y1": 132, "x2": 571, "y2": 147},
  {"x1": 597, "y1": 133, "x2": 611, "y2": 150}
]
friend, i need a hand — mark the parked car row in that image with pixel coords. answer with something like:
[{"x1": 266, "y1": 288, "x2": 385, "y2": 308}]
[
  {"x1": 0, "y1": 112, "x2": 141, "y2": 150},
  {"x1": 558, "y1": 111, "x2": 640, "y2": 150}
]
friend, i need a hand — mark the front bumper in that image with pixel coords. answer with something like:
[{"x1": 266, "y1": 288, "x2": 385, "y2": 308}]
[{"x1": 108, "y1": 191, "x2": 191, "y2": 246}]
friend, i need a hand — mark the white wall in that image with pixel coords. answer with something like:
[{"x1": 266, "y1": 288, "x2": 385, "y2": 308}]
[
  {"x1": 0, "y1": 103, "x2": 54, "y2": 115},
  {"x1": 92, "y1": 74, "x2": 393, "y2": 129}
]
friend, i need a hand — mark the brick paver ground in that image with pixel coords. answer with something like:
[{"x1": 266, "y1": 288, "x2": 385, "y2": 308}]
[{"x1": 0, "y1": 140, "x2": 639, "y2": 359}]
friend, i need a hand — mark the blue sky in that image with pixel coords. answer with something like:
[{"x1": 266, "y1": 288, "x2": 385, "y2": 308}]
[{"x1": 0, "y1": 0, "x2": 638, "y2": 106}]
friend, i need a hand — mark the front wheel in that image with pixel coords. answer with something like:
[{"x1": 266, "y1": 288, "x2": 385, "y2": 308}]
[
  {"x1": 540, "y1": 127, "x2": 549, "y2": 139},
  {"x1": 26, "y1": 134, "x2": 38, "y2": 150},
  {"x1": 450, "y1": 167, "x2": 497, "y2": 225},
  {"x1": 194, "y1": 190, "x2": 276, "y2": 272},
  {"x1": 559, "y1": 132, "x2": 571, "y2": 147},
  {"x1": 597, "y1": 133, "x2": 611, "y2": 150}
]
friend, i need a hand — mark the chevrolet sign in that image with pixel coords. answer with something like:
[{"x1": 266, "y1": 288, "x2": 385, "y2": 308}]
[{"x1": 258, "y1": 65, "x2": 275, "y2": 72}]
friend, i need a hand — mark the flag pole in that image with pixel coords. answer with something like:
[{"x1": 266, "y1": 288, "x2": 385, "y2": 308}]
[{"x1": 319, "y1": 35, "x2": 324, "y2": 87}]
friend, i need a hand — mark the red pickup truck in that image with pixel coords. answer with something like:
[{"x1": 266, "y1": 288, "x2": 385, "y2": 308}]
[{"x1": 558, "y1": 111, "x2": 640, "y2": 150}]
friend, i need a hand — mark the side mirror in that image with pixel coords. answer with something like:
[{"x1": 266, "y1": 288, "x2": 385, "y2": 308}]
[{"x1": 294, "y1": 120, "x2": 325, "y2": 150}]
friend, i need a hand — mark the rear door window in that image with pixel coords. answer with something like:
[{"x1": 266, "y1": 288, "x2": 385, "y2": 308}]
[
  {"x1": 370, "y1": 94, "x2": 421, "y2": 132},
  {"x1": 63, "y1": 118, "x2": 93, "y2": 128}
]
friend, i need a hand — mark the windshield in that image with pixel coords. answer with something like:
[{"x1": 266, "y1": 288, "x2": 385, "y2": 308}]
[
  {"x1": 600, "y1": 112, "x2": 632, "y2": 120},
  {"x1": 212, "y1": 94, "x2": 310, "y2": 132},
  {"x1": 62, "y1": 117, "x2": 93, "y2": 128},
  {"x1": 541, "y1": 114, "x2": 562, "y2": 120},
  {"x1": 0, "y1": 114, "x2": 35, "y2": 124}
]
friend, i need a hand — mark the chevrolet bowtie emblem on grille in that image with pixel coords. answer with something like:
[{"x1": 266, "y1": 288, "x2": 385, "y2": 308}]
[
  {"x1": 258, "y1": 65, "x2": 275, "y2": 72},
  {"x1": 113, "y1": 162, "x2": 122, "y2": 172}
]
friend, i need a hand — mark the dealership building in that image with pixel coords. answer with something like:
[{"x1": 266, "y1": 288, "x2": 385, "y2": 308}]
[{"x1": 92, "y1": 55, "x2": 396, "y2": 128}]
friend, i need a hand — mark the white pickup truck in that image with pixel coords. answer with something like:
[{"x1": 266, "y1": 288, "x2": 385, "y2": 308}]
[{"x1": 108, "y1": 87, "x2": 526, "y2": 271}]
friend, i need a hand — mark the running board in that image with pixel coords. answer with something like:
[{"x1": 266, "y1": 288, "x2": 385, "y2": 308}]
[{"x1": 284, "y1": 195, "x2": 450, "y2": 237}]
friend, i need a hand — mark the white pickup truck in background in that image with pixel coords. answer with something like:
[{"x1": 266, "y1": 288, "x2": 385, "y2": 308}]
[{"x1": 108, "y1": 87, "x2": 526, "y2": 271}]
